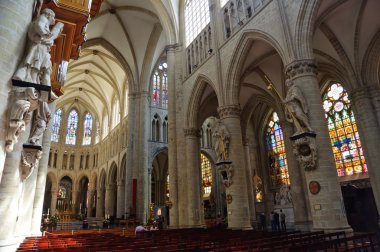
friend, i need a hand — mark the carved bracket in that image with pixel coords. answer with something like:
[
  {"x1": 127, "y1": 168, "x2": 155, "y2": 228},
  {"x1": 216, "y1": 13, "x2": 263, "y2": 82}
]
[
  {"x1": 290, "y1": 132, "x2": 317, "y2": 171},
  {"x1": 6, "y1": 80, "x2": 51, "y2": 152},
  {"x1": 217, "y1": 162, "x2": 234, "y2": 188},
  {"x1": 20, "y1": 144, "x2": 42, "y2": 181}
]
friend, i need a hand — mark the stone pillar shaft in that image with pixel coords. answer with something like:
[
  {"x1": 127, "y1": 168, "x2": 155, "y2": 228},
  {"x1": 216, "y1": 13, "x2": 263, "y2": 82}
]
[
  {"x1": 184, "y1": 128, "x2": 204, "y2": 227},
  {"x1": 105, "y1": 186, "x2": 116, "y2": 216},
  {"x1": 87, "y1": 190, "x2": 94, "y2": 218},
  {"x1": 243, "y1": 140, "x2": 256, "y2": 225},
  {"x1": 50, "y1": 190, "x2": 58, "y2": 215},
  {"x1": 281, "y1": 121, "x2": 312, "y2": 231},
  {"x1": 285, "y1": 60, "x2": 350, "y2": 231},
  {"x1": 218, "y1": 105, "x2": 251, "y2": 229},
  {"x1": 116, "y1": 181, "x2": 125, "y2": 218}
]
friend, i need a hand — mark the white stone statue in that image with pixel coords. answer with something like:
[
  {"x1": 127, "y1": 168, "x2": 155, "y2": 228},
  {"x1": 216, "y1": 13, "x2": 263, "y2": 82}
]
[
  {"x1": 275, "y1": 185, "x2": 293, "y2": 206},
  {"x1": 29, "y1": 101, "x2": 51, "y2": 145},
  {"x1": 283, "y1": 79, "x2": 313, "y2": 134},
  {"x1": 213, "y1": 120, "x2": 230, "y2": 162},
  {"x1": 13, "y1": 8, "x2": 64, "y2": 98}
]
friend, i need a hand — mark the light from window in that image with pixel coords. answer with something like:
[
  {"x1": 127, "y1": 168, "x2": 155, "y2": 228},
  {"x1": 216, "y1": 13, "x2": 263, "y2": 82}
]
[
  {"x1": 65, "y1": 110, "x2": 78, "y2": 145},
  {"x1": 166, "y1": 175, "x2": 170, "y2": 200},
  {"x1": 220, "y1": 0, "x2": 229, "y2": 7},
  {"x1": 95, "y1": 121, "x2": 100, "y2": 144},
  {"x1": 323, "y1": 83, "x2": 367, "y2": 177},
  {"x1": 83, "y1": 112, "x2": 93, "y2": 145},
  {"x1": 152, "y1": 62, "x2": 168, "y2": 108},
  {"x1": 201, "y1": 153, "x2": 212, "y2": 198},
  {"x1": 265, "y1": 112, "x2": 289, "y2": 187},
  {"x1": 185, "y1": 0, "x2": 210, "y2": 47},
  {"x1": 51, "y1": 109, "x2": 62, "y2": 142}
]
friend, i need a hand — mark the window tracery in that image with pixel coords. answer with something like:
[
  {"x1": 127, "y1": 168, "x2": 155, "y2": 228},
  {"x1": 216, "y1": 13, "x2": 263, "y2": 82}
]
[
  {"x1": 51, "y1": 108, "x2": 62, "y2": 142},
  {"x1": 323, "y1": 83, "x2": 367, "y2": 177},
  {"x1": 152, "y1": 62, "x2": 168, "y2": 108},
  {"x1": 83, "y1": 112, "x2": 93, "y2": 145},
  {"x1": 185, "y1": 0, "x2": 210, "y2": 46},
  {"x1": 265, "y1": 112, "x2": 289, "y2": 187},
  {"x1": 65, "y1": 110, "x2": 78, "y2": 145}
]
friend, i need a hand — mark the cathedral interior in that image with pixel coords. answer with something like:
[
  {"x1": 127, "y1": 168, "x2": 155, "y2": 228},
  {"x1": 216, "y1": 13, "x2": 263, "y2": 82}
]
[{"x1": 1, "y1": 0, "x2": 380, "y2": 251}]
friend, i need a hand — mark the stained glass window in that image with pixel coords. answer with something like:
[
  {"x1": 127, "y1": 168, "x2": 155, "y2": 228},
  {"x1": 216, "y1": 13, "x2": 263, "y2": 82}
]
[
  {"x1": 265, "y1": 112, "x2": 289, "y2": 187},
  {"x1": 151, "y1": 62, "x2": 168, "y2": 108},
  {"x1": 323, "y1": 83, "x2": 367, "y2": 177},
  {"x1": 51, "y1": 109, "x2": 62, "y2": 142},
  {"x1": 166, "y1": 175, "x2": 170, "y2": 201},
  {"x1": 185, "y1": 0, "x2": 210, "y2": 46},
  {"x1": 65, "y1": 110, "x2": 78, "y2": 145},
  {"x1": 201, "y1": 153, "x2": 212, "y2": 198},
  {"x1": 83, "y1": 112, "x2": 93, "y2": 145}
]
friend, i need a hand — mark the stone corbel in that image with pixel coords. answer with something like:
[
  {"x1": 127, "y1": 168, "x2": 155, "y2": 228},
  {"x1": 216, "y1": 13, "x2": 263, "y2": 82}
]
[
  {"x1": 6, "y1": 80, "x2": 51, "y2": 152},
  {"x1": 20, "y1": 144, "x2": 42, "y2": 181},
  {"x1": 218, "y1": 162, "x2": 234, "y2": 188},
  {"x1": 290, "y1": 132, "x2": 317, "y2": 171}
]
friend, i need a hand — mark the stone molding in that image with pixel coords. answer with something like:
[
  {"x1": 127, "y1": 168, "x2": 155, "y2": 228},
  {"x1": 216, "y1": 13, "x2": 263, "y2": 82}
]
[
  {"x1": 165, "y1": 43, "x2": 182, "y2": 53},
  {"x1": 285, "y1": 60, "x2": 318, "y2": 79},
  {"x1": 217, "y1": 105, "x2": 241, "y2": 119},
  {"x1": 184, "y1": 128, "x2": 201, "y2": 137}
]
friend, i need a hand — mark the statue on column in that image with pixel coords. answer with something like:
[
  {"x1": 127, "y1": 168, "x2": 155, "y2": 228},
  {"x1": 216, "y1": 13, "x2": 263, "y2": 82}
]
[
  {"x1": 13, "y1": 8, "x2": 63, "y2": 99},
  {"x1": 29, "y1": 101, "x2": 51, "y2": 145},
  {"x1": 213, "y1": 120, "x2": 230, "y2": 163},
  {"x1": 283, "y1": 79, "x2": 313, "y2": 135}
]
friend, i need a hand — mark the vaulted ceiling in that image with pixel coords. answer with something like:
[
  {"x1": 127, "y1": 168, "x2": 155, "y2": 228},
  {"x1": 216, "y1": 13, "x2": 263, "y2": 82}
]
[{"x1": 57, "y1": 0, "x2": 181, "y2": 126}]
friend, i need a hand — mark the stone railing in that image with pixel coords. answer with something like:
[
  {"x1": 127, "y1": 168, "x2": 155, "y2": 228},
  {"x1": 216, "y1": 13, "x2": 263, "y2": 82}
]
[
  {"x1": 221, "y1": 0, "x2": 266, "y2": 39},
  {"x1": 186, "y1": 24, "x2": 213, "y2": 75}
]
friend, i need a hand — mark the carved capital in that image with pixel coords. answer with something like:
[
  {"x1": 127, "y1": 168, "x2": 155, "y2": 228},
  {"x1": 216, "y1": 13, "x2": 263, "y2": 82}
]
[
  {"x1": 217, "y1": 105, "x2": 241, "y2": 119},
  {"x1": 20, "y1": 145, "x2": 42, "y2": 181},
  {"x1": 184, "y1": 128, "x2": 201, "y2": 137},
  {"x1": 165, "y1": 43, "x2": 182, "y2": 53},
  {"x1": 285, "y1": 60, "x2": 317, "y2": 79}
]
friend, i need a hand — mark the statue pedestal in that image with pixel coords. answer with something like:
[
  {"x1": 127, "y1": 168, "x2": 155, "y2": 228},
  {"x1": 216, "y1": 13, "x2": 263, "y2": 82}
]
[
  {"x1": 20, "y1": 144, "x2": 42, "y2": 181},
  {"x1": 290, "y1": 132, "x2": 317, "y2": 171},
  {"x1": 216, "y1": 161, "x2": 233, "y2": 188}
]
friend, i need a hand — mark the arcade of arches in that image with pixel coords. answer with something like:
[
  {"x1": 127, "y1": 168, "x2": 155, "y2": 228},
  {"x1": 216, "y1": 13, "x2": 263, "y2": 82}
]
[{"x1": 0, "y1": 0, "x2": 380, "y2": 250}]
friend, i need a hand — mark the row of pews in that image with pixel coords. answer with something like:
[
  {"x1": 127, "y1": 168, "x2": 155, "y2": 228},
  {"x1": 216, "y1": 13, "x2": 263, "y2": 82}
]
[{"x1": 17, "y1": 228, "x2": 379, "y2": 251}]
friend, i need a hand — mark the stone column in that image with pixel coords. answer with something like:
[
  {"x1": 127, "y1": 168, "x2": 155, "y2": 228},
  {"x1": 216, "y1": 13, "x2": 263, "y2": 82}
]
[
  {"x1": 281, "y1": 120, "x2": 312, "y2": 231},
  {"x1": 369, "y1": 86, "x2": 380, "y2": 127},
  {"x1": 166, "y1": 45, "x2": 179, "y2": 227},
  {"x1": 0, "y1": 0, "x2": 34, "y2": 183},
  {"x1": 184, "y1": 128, "x2": 204, "y2": 227},
  {"x1": 243, "y1": 138, "x2": 256, "y2": 226},
  {"x1": 96, "y1": 188, "x2": 105, "y2": 218},
  {"x1": 218, "y1": 105, "x2": 252, "y2": 229},
  {"x1": 50, "y1": 190, "x2": 58, "y2": 215},
  {"x1": 351, "y1": 87, "x2": 380, "y2": 224},
  {"x1": 87, "y1": 190, "x2": 95, "y2": 218},
  {"x1": 71, "y1": 190, "x2": 78, "y2": 213},
  {"x1": 285, "y1": 60, "x2": 351, "y2": 231},
  {"x1": 105, "y1": 185, "x2": 115, "y2": 217},
  {"x1": 116, "y1": 179, "x2": 125, "y2": 218}
]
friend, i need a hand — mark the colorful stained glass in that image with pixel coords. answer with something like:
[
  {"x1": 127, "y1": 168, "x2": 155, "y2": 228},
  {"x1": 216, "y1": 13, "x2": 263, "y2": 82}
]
[
  {"x1": 323, "y1": 83, "x2": 367, "y2": 177},
  {"x1": 65, "y1": 110, "x2": 78, "y2": 145},
  {"x1": 82, "y1": 112, "x2": 93, "y2": 145},
  {"x1": 151, "y1": 62, "x2": 168, "y2": 108},
  {"x1": 265, "y1": 112, "x2": 290, "y2": 187},
  {"x1": 201, "y1": 153, "x2": 212, "y2": 198},
  {"x1": 51, "y1": 109, "x2": 62, "y2": 142}
]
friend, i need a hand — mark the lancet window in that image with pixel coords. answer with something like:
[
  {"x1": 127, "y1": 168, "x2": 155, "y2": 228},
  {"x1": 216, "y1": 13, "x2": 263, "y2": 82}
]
[
  {"x1": 83, "y1": 112, "x2": 93, "y2": 145},
  {"x1": 51, "y1": 108, "x2": 62, "y2": 142},
  {"x1": 152, "y1": 62, "x2": 168, "y2": 108},
  {"x1": 201, "y1": 153, "x2": 212, "y2": 198},
  {"x1": 65, "y1": 110, "x2": 78, "y2": 145},
  {"x1": 265, "y1": 112, "x2": 289, "y2": 187},
  {"x1": 323, "y1": 83, "x2": 367, "y2": 177},
  {"x1": 185, "y1": 0, "x2": 210, "y2": 46}
]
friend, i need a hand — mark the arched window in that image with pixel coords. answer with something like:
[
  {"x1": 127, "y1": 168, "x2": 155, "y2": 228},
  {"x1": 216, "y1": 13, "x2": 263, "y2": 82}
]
[
  {"x1": 65, "y1": 110, "x2": 78, "y2": 145},
  {"x1": 152, "y1": 62, "x2": 168, "y2": 108},
  {"x1": 201, "y1": 153, "x2": 212, "y2": 198},
  {"x1": 185, "y1": 0, "x2": 210, "y2": 46},
  {"x1": 51, "y1": 108, "x2": 62, "y2": 142},
  {"x1": 83, "y1": 112, "x2": 93, "y2": 145},
  {"x1": 323, "y1": 83, "x2": 367, "y2": 177},
  {"x1": 265, "y1": 112, "x2": 289, "y2": 187}
]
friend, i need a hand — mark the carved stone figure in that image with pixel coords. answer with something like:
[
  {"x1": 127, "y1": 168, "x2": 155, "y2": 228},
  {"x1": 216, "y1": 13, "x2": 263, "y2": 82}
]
[
  {"x1": 283, "y1": 79, "x2": 313, "y2": 135},
  {"x1": 20, "y1": 147, "x2": 42, "y2": 181},
  {"x1": 218, "y1": 163, "x2": 234, "y2": 188},
  {"x1": 13, "y1": 8, "x2": 64, "y2": 99},
  {"x1": 6, "y1": 87, "x2": 40, "y2": 152},
  {"x1": 275, "y1": 185, "x2": 293, "y2": 206},
  {"x1": 213, "y1": 120, "x2": 230, "y2": 162},
  {"x1": 29, "y1": 101, "x2": 51, "y2": 145},
  {"x1": 292, "y1": 134, "x2": 317, "y2": 171}
]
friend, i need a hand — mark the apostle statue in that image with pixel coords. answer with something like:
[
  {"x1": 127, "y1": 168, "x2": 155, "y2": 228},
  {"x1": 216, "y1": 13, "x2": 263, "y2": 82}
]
[
  {"x1": 213, "y1": 120, "x2": 230, "y2": 162},
  {"x1": 29, "y1": 101, "x2": 51, "y2": 145},
  {"x1": 13, "y1": 8, "x2": 64, "y2": 99},
  {"x1": 283, "y1": 79, "x2": 313, "y2": 134}
]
